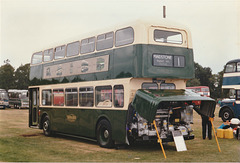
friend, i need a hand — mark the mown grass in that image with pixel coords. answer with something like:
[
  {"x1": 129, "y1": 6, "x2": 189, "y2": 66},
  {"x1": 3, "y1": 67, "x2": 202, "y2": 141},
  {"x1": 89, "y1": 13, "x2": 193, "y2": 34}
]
[{"x1": 0, "y1": 107, "x2": 240, "y2": 162}]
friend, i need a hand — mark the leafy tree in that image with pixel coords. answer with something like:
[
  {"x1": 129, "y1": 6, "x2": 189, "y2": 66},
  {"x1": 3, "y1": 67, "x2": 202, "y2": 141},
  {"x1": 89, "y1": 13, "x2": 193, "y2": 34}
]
[
  {"x1": 186, "y1": 78, "x2": 200, "y2": 87},
  {"x1": 15, "y1": 63, "x2": 30, "y2": 89},
  {"x1": 213, "y1": 70, "x2": 224, "y2": 98},
  {"x1": 0, "y1": 63, "x2": 15, "y2": 90},
  {"x1": 187, "y1": 62, "x2": 224, "y2": 99}
]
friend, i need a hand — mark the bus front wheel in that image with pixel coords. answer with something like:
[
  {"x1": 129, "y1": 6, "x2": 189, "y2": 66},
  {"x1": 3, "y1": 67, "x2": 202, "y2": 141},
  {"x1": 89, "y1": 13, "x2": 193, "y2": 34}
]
[
  {"x1": 221, "y1": 108, "x2": 233, "y2": 122},
  {"x1": 97, "y1": 119, "x2": 114, "y2": 148},
  {"x1": 43, "y1": 116, "x2": 52, "y2": 136}
]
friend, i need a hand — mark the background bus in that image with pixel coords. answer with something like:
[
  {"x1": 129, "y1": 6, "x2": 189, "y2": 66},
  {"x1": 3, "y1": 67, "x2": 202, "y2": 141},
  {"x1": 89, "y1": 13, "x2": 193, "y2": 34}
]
[
  {"x1": 219, "y1": 59, "x2": 240, "y2": 121},
  {"x1": 186, "y1": 86, "x2": 210, "y2": 97},
  {"x1": 8, "y1": 89, "x2": 29, "y2": 109},
  {"x1": 0, "y1": 89, "x2": 9, "y2": 109},
  {"x1": 29, "y1": 20, "x2": 215, "y2": 148}
]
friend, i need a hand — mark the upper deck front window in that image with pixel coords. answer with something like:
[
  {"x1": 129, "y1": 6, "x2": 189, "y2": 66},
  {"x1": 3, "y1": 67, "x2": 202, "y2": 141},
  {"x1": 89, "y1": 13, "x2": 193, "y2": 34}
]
[
  {"x1": 237, "y1": 62, "x2": 240, "y2": 72},
  {"x1": 154, "y1": 30, "x2": 183, "y2": 44},
  {"x1": 225, "y1": 63, "x2": 236, "y2": 73},
  {"x1": 31, "y1": 52, "x2": 42, "y2": 64}
]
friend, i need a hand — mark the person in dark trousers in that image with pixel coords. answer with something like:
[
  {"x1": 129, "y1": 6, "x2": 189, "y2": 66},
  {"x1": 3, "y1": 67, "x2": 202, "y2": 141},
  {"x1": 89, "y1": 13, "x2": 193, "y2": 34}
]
[{"x1": 201, "y1": 115, "x2": 212, "y2": 140}]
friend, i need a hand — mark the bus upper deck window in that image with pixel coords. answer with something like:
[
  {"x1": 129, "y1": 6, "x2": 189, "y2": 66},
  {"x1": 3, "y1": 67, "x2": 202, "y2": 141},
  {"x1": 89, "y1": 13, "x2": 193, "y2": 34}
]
[
  {"x1": 67, "y1": 41, "x2": 80, "y2": 57},
  {"x1": 154, "y1": 30, "x2": 182, "y2": 44},
  {"x1": 225, "y1": 63, "x2": 236, "y2": 73},
  {"x1": 80, "y1": 37, "x2": 95, "y2": 54},
  {"x1": 54, "y1": 45, "x2": 66, "y2": 60},
  {"x1": 96, "y1": 32, "x2": 114, "y2": 51},
  {"x1": 115, "y1": 27, "x2": 134, "y2": 47},
  {"x1": 43, "y1": 49, "x2": 53, "y2": 62},
  {"x1": 31, "y1": 51, "x2": 42, "y2": 64}
]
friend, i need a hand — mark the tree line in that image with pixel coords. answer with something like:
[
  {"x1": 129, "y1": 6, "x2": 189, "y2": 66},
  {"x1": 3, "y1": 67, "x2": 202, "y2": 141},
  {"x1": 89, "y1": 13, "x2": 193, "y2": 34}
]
[
  {"x1": 0, "y1": 63, "x2": 30, "y2": 90},
  {"x1": 0, "y1": 62, "x2": 224, "y2": 99}
]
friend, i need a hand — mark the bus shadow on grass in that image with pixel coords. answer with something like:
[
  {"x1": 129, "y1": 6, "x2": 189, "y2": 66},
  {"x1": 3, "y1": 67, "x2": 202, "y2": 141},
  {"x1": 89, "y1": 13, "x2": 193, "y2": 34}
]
[{"x1": 20, "y1": 131, "x2": 176, "y2": 152}]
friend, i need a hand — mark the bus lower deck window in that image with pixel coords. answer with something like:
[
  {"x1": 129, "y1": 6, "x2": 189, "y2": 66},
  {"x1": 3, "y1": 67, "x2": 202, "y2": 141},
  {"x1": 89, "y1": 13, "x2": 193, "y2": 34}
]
[
  {"x1": 53, "y1": 89, "x2": 64, "y2": 106},
  {"x1": 79, "y1": 87, "x2": 94, "y2": 107},
  {"x1": 95, "y1": 86, "x2": 112, "y2": 107},
  {"x1": 114, "y1": 85, "x2": 124, "y2": 107},
  {"x1": 42, "y1": 89, "x2": 52, "y2": 106},
  {"x1": 160, "y1": 83, "x2": 176, "y2": 90},
  {"x1": 142, "y1": 83, "x2": 158, "y2": 89},
  {"x1": 65, "y1": 88, "x2": 78, "y2": 106}
]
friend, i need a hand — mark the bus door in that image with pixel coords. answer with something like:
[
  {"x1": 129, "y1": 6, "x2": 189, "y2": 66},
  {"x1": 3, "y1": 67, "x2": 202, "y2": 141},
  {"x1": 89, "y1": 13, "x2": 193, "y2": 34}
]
[{"x1": 29, "y1": 88, "x2": 39, "y2": 127}]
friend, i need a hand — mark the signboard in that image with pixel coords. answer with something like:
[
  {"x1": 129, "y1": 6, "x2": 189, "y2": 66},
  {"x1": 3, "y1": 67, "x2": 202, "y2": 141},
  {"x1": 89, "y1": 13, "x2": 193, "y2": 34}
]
[
  {"x1": 43, "y1": 55, "x2": 109, "y2": 79},
  {"x1": 153, "y1": 54, "x2": 173, "y2": 67},
  {"x1": 172, "y1": 130, "x2": 187, "y2": 152}
]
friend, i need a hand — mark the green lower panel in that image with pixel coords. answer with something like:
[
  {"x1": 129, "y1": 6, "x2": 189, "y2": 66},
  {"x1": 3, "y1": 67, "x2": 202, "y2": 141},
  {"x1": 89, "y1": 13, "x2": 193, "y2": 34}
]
[{"x1": 40, "y1": 107, "x2": 128, "y2": 143}]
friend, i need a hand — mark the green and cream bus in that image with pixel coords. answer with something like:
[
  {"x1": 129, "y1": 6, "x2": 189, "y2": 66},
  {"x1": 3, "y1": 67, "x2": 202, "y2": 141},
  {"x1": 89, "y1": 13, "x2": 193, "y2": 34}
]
[{"x1": 29, "y1": 19, "x2": 215, "y2": 148}]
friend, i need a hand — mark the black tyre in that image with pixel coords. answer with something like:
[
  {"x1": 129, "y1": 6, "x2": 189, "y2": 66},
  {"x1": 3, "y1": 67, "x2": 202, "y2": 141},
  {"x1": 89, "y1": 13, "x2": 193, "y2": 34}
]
[
  {"x1": 43, "y1": 116, "x2": 52, "y2": 136},
  {"x1": 97, "y1": 119, "x2": 114, "y2": 148},
  {"x1": 221, "y1": 108, "x2": 233, "y2": 122}
]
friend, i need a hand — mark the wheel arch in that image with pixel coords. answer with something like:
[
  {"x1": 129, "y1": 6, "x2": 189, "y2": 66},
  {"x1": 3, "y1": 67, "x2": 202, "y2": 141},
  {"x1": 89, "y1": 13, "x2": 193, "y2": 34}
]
[{"x1": 39, "y1": 112, "x2": 49, "y2": 129}]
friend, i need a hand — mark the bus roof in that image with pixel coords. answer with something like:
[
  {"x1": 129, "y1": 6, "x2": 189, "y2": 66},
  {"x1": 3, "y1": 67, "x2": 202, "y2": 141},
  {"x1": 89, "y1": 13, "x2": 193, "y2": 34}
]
[
  {"x1": 226, "y1": 59, "x2": 240, "y2": 64},
  {"x1": 32, "y1": 18, "x2": 192, "y2": 53}
]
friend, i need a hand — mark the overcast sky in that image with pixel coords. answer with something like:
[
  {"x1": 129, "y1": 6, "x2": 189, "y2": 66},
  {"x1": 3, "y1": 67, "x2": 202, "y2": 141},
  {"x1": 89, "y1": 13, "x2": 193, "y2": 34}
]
[{"x1": 1, "y1": 0, "x2": 239, "y2": 74}]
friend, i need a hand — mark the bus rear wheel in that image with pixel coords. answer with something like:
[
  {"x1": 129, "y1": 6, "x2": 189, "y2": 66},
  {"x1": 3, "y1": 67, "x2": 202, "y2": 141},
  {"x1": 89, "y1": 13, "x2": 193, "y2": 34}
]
[
  {"x1": 43, "y1": 116, "x2": 52, "y2": 136},
  {"x1": 97, "y1": 119, "x2": 114, "y2": 148}
]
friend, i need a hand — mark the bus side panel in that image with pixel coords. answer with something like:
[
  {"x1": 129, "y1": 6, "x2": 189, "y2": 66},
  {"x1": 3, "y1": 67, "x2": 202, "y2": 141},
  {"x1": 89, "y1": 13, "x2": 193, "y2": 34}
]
[
  {"x1": 113, "y1": 45, "x2": 138, "y2": 78},
  {"x1": 41, "y1": 107, "x2": 128, "y2": 143},
  {"x1": 234, "y1": 103, "x2": 240, "y2": 118},
  {"x1": 79, "y1": 109, "x2": 128, "y2": 143},
  {"x1": 102, "y1": 110, "x2": 128, "y2": 143},
  {"x1": 51, "y1": 108, "x2": 66, "y2": 131}
]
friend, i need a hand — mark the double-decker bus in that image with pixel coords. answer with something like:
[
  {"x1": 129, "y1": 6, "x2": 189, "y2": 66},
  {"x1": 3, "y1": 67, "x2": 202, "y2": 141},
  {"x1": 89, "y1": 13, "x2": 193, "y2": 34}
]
[
  {"x1": 186, "y1": 86, "x2": 210, "y2": 97},
  {"x1": 0, "y1": 89, "x2": 9, "y2": 109},
  {"x1": 29, "y1": 20, "x2": 215, "y2": 148},
  {"x1": 8, "y1": 89, "x2": 29, "y2": 109},
  {"x1": 219, "y1": 59, "x2": 240, "y2": 121}
]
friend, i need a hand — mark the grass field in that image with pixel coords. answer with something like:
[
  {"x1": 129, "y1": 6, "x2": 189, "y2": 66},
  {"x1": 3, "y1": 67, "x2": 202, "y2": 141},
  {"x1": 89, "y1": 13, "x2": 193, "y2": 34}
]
[{"x1": 0, "y1": 106, "x2": 239, "y2": 162}]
